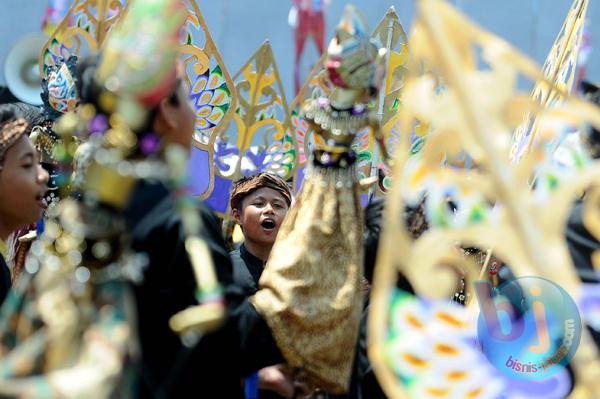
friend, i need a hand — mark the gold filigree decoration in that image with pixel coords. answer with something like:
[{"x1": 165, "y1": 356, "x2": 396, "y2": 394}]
[
  {"x1": 372, "y1": 6, "x2": 409, "y2": 134},
  {"x1": 216, "y1": 41, "x2": 295, "y2": 182},
  {"x1": 369, "y1": 6, "x2": 410, "y2": 193}
]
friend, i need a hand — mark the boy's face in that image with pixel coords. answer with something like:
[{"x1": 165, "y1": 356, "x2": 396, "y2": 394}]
[
  {"x1": 0, "y1": 135, "x2": 49, "y2": 231},
  {"x1": 233, "y1": 187, "x2": 289, "y2": 247}
]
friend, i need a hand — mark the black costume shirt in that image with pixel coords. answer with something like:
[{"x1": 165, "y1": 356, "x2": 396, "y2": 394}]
[
  {"x1": 230, "y1": 243, "x2": 265, "y2": 294},
  {"x1": 230, "y1": 244, "x2": 291, "y2": 399},
  {"x1": 566, "y1": 200, "x2": 600, "y2": 283}
]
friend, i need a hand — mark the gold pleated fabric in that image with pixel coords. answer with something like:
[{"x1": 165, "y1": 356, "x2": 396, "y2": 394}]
[{"x1": 251, "y1": 165, "x2": 364, "y2": 394}]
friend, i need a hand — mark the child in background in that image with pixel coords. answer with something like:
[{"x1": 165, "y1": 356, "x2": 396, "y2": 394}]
[
  {"x1": 0, "y1": 104, "x2": 49, "y2": 305},
  {"x1": 230, "y1": 172, "x2": 293, "y2": 293}
]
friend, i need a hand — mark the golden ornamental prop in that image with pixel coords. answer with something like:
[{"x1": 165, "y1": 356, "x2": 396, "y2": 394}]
[
  {"x1": 181, "y1": 0, "x2": 237, "y2": 205},
  {"x1": 368, "y1": 0, "x2": 600, "y2": 398},
  {"x1": 39, "y1": 0, "x2": 130, "y2": 79}
]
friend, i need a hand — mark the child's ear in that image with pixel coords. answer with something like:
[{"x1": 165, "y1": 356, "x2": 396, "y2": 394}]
[
  {"x1": 231, "y1": 207, "x2": 241, "y2": 225},
  {"x1": 152, "y1": 97, "x2": 177, "y2": 136}
]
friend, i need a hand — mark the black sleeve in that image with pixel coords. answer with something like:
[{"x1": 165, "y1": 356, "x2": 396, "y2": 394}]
[
  {"x1": 354, "y1": 304, "x2": 387, "y2": 399},
  {"x1": 0, "y1": 255, "x2": 11, "y2": 307},
  {"x1": 566, "y1": 201, "x2": 600, "y2": 283},
  {"x1": 364, "y1": 197, "x2": 384, "y2": 284},
  {"x1": 169, "y1": 204, "x2": 283, "y2": 396},
  {"x1": 198, "y1": 204, "x2": 284, "y2": 373}
]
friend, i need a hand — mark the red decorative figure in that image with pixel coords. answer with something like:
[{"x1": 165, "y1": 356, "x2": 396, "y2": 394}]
[{"x1": 291, "y1": 0, "x2": 328, "y2": 95}]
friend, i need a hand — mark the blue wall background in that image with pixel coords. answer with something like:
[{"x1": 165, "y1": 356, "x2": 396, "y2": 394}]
[{"x1": 1, "y1": 0, "x2": 599, "y2": 100}]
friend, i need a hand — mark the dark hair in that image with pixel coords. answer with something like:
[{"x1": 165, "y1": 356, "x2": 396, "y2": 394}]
[
  {"x1": 0, "y1": 103, "x2": 26, "y2": 164},
  {"x1": 75, "y1": 55, "x2": 103, "y2": 110},
  {"x1": 581, "y1": 81, "x2": 600, "y2": 159},
  {"x1": 76, "y1": 54, "x2": 181, "y2": 138},
  {"x1": 0, "y1": 103, "x2": 23, "y2": 125},
  {"x1": 12, "y1": 102, "x2": 47, "y2": 134}
]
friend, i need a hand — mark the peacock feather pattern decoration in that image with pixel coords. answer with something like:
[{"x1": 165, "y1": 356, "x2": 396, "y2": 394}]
[
  {"x1": 39, "y1": 0, "x2": 129, "y2": 79},
  {"x1": 188, "y1": 39, "x2": 294, "y2": 216},
  {"x1": 180, "y1": 0, "x2": 237, "y2": 214}
]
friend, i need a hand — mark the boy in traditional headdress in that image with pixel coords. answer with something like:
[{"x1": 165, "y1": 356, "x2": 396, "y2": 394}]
[
  {"x1": 4, "y1": 56, "x2": 79, "y2": 284},
  {"x1": 229, "y1": 174, "x2": 312, "y2": 398},
  {"x1": 229, "y1": 172, "x2": 292, "y2": 293}
]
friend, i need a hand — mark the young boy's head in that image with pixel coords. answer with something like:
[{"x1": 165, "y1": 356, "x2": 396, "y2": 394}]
[
  {"x1": 0, "y1": 104, "x2": 49, "y2": 240},
  {"x1": 230, "y1": 173, "x2": 292, "y2": 252},
  {"x1": 76, "y1": 55, "x2": 196, "y2": 152}
]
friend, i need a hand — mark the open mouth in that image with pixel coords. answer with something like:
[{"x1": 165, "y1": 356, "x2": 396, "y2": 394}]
[
  {"x1": 261, "y1": 219, "x2": 276, "y2": 230},
  {"x1": 36, "y1": 193, "x2": 47, "y2": 208}
]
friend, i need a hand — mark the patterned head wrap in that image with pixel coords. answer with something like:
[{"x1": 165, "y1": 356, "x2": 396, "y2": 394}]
[
  {"x1": 0, "y1": 118, "x2": 28, "y2": 162},
  {"x1": 230, "y1": 172, "x2": 292, "y2": 210}
]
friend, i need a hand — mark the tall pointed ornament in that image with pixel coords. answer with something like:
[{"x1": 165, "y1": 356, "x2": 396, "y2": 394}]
[
  {"x1": 511, "y1": 0, "x2": 588, "y2": 162},
  {"x1": 366, "y1": 6, "x2": 409, "y2": 193},
  {"x1": 181, "y1": 0, "x2": 237, "y2": 209},
  {"x1": 203, "y1": 41, "x2": 294, "y2": 216},
  {"x1": 287, "y1": 55, "x2": 329, "y2": 192},
  {"x1": 39, "y1": 0, "x2": 129, "y2": 79}
]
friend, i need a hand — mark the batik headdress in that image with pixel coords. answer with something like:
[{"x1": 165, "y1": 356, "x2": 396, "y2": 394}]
[{"x1": 0, "y1": 118, "x2": 28, "y2": 161}]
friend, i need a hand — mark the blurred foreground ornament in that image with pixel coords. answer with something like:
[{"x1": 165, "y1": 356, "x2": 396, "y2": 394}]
[
  {"x1": 96, "y1": 0, "x2": 184, "y2": 113},
  {"x1": 511, "y1": 0, "x2": 588, "y2": 163},
  {"x1": 368, "y1": 0, "x2": 600, "y2": 398},
  {"x1": 0, "y1": 198, "x2": 141, "y2": 398}
]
